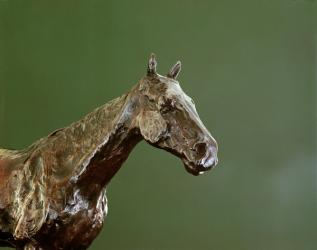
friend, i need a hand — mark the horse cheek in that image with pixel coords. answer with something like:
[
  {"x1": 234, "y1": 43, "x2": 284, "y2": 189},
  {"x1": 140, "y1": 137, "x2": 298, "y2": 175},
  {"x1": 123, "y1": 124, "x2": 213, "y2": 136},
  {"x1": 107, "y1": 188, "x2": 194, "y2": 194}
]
[{"x1": 139, "y1": 111, "x2": 166, "y2": 143}]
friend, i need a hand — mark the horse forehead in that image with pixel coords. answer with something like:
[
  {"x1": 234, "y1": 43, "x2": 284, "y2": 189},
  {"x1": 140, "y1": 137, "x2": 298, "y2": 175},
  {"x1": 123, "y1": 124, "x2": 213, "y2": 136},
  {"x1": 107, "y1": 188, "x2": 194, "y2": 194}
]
[
  {"x1": 158, "y1": 76, "x2": 192, "y2": 102},
  {"x1": 166, "y1": 83, "x2": 193, "y2": 107}
]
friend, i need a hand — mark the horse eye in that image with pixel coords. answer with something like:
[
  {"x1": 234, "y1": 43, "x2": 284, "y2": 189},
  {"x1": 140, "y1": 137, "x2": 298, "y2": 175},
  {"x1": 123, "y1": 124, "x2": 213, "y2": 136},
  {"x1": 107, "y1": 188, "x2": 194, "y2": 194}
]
[
  {"x1": 168, "y1": 98, "x2": 177, "y2": 106},
  {"x1": 161, "y1": 105, "x2": 172, "y2": 114},
  {"x1": 160, "y1": 98, "x2": 177, "y2": 114}
]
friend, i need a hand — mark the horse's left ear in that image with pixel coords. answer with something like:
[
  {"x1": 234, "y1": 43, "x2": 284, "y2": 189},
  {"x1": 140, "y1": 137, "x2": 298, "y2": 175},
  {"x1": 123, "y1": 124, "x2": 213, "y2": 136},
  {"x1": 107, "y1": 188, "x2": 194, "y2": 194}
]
[
  {"x1": 147, "y1": 53, "x2": 157, "y2": 75},
  {"x1": 138, "y1": 111, "x2": 167, "y2": 143},
  {"x1": 167, "y1": 61, "x2": 181, "y2": 79}
]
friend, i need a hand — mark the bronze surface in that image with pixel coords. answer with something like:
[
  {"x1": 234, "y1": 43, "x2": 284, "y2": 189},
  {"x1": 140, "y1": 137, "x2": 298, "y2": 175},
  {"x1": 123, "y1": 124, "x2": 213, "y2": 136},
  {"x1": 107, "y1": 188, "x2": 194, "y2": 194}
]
[{"x1": 0, "y1": 55, "x2": 218, "y2": 249}]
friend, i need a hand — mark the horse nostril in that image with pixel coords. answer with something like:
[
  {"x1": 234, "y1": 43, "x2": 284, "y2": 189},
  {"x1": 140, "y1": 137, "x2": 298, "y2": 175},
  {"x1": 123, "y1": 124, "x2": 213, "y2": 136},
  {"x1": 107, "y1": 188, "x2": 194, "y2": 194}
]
[
  {"x1": 192, "y1": 142, "x2": 218, "y2": 169},
  {"x1": 194, "y1": 142, "x2": 207, "y2": 158}
]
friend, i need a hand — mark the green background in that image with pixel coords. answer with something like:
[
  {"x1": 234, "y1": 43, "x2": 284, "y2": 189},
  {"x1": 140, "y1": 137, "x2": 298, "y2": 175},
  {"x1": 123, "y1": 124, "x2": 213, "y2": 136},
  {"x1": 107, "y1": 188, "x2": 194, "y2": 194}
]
[{"x1": 0, "y1": 1, "x2": 316, "y2": 249}]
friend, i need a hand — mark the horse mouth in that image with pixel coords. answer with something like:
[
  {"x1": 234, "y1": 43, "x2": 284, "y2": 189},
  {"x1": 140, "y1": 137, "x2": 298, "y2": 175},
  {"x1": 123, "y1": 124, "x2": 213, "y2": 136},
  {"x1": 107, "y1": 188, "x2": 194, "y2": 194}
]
[
  {"x1": 182, "y1": 155, "x2": 218, "y2": 176},
  {"x1": 183, "y1": 163, "x2": 205, "y2": 176}
]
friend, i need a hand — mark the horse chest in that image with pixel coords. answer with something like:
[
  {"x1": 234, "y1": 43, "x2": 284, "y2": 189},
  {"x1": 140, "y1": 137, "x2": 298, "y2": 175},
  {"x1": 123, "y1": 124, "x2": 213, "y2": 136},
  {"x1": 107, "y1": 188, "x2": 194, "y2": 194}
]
[{"x1": 39, "y1": 191, "x2": 108, "y2": 249}]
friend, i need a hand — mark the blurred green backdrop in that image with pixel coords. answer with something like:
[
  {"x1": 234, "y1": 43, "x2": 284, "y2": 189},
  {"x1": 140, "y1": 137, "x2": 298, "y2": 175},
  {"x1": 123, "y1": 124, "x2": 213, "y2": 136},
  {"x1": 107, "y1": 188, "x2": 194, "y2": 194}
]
[{"x1": 0, "y1": 1, "x2": 316, "y2": 249}]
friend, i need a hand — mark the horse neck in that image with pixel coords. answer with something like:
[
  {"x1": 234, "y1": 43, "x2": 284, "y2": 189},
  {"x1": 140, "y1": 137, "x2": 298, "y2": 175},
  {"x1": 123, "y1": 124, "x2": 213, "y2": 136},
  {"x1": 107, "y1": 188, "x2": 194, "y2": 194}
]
[{"x1": 41, "y1": 90, "x2": 142, "y2": 193}]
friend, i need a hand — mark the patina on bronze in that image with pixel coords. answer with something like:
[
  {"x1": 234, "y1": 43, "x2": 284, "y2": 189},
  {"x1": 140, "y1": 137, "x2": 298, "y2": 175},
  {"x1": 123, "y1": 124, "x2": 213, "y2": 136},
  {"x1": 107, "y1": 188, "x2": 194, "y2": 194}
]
[{"x1": 0, "y1": 54, "x2": 218, "y2": 249}]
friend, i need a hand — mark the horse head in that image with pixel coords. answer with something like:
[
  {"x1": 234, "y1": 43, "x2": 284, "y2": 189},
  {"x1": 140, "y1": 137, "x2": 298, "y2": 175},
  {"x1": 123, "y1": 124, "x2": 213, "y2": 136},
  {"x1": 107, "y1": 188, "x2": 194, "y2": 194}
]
[{"x1": 134, "y1": 54, "x2": 218, "y2": 175}]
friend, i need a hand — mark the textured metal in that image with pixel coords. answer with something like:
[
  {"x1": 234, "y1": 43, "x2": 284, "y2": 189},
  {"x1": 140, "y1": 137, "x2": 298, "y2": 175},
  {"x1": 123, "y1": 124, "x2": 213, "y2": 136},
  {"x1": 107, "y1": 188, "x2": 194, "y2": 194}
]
[{"x1": 0, "y1": 55, "x2": 218, "y2": 249}]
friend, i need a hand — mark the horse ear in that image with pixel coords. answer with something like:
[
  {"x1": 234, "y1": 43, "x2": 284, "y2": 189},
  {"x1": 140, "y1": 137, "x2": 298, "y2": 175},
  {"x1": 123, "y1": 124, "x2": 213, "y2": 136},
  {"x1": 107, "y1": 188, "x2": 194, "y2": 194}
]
[
  {"x1": 138, "y1": 110, "x2": 167, "y2": 143},
  {"x1": 167, "y1": 61, "x2": 181, "y2": 79},
  {"x1": 147, "y1": 53, "x2": 157, "y2": 75}
]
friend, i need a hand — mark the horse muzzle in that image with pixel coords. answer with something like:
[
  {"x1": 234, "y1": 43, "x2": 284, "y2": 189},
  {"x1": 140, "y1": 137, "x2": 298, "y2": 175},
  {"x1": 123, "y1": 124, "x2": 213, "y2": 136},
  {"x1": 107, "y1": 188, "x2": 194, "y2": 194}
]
[{"x1": 182, "y1": 142, "x2": 218, "y2": 176}]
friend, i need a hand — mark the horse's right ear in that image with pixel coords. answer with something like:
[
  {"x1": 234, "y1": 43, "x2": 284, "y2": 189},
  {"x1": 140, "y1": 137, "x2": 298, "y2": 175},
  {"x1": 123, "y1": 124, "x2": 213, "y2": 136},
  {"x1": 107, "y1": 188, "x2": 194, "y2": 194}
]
[
  {"x1": 167, "y1": 61, "x2": 181, "y2": 79},
  {"x1": 147, "y1": 53, "x2": 157, "y2": 75}
]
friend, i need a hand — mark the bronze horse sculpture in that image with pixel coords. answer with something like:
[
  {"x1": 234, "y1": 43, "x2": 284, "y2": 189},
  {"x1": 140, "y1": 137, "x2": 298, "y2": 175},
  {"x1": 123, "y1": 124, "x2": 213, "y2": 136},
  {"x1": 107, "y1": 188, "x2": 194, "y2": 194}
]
[{"x1": 0, "y1": 54, "x2": 218, "y2": 249}]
